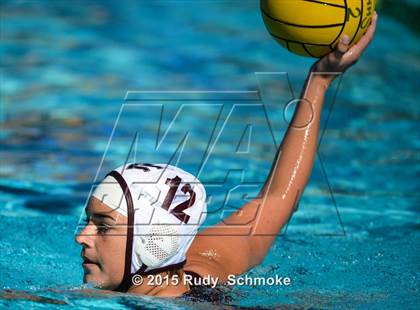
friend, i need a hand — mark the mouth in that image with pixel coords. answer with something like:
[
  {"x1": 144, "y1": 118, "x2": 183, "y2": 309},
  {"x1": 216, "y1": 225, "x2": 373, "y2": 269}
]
[{"x1": 82, "y1": 254, "x2": 98, "y2": 268}]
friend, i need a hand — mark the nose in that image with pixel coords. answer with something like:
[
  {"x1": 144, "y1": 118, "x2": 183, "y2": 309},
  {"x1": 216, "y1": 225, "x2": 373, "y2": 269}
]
[{"x1": 75, "y1": 221, "x2": 95, "y2": 247}]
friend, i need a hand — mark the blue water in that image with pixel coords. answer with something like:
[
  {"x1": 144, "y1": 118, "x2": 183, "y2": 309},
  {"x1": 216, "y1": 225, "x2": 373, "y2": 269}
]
[{"x1": 1, "y1": 0, "x2": 419, "y2": 309}]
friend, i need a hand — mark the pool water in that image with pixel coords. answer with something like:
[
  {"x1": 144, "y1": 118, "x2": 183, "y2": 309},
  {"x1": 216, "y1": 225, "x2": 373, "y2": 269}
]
[{"x1": 1, "y1": 0, "x2": 419, "y2": 309}]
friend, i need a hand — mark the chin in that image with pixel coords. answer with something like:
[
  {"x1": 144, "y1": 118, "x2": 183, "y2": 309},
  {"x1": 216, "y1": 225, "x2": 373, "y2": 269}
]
[
  {"x1": 84, "y1": 273, "x2": 115, "y2": 290},
  {"x1": 84, "y1": 272, "x2": 100, "y2": 285}
]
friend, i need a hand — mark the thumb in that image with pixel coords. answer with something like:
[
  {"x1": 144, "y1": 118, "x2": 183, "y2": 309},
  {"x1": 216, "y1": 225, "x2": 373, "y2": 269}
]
[{"x1": 334, "y1": 35, "x2": 350, "y2": 59}]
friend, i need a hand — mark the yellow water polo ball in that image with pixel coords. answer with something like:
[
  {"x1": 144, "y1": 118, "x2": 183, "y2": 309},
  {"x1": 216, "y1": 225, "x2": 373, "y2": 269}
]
[{"x1": 261, "y1": 0, "x2": 376, "y2": 58}]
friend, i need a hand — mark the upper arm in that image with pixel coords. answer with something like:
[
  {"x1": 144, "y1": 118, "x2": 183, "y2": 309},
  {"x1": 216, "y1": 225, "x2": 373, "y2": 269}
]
[{"x1": 186, "y1": 195, "x2": 291, "y2": 280}]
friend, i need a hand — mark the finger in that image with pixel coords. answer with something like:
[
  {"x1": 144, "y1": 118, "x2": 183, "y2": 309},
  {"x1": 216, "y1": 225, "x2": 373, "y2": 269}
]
[
  {"x1": 326, "y1": 34, "x2": 349, "y2": 71},
  {"x1": 357, "y1": 11, "x2": 378, "y2": 49},
  {"x1": 348, "y1": 12, "x2": 378, "y2": 57},
  {"x1": 335, "y1": 34, "x2": 350, "y2": 58}
]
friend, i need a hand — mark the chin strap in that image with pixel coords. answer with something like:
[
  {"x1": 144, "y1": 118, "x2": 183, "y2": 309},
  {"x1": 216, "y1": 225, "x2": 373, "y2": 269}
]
[
  {"x1": 108, "y1": 170, "x2": 135, "y2": 293},
  {"x1": 108, "y1": 170, "x2": 187, "y2": 293}
]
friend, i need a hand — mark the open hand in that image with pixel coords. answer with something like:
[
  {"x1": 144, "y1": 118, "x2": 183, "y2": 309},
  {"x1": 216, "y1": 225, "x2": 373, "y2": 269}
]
[{"x1": 311, "y1": 11, "x2": 378, "y2": 83}]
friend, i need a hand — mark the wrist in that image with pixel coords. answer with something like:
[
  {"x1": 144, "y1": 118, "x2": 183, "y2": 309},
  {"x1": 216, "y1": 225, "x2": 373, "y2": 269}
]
[{"x1": 307, "y1": 71, "x2": 332, "y2": 92}]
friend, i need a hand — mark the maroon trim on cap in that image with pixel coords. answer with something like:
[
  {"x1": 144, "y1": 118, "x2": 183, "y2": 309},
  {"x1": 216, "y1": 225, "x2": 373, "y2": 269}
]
[{"x1": 108, "y1": 170, "x2": 136, "y2": 292}]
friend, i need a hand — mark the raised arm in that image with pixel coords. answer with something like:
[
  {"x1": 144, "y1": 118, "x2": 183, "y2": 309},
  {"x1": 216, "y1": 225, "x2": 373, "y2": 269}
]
[{"x1": 187, "y1": 13, "x2": 377, "y2": 280}]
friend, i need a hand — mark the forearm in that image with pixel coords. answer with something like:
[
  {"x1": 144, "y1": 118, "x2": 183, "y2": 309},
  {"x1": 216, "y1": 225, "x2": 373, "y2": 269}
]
[
  {"x1": 261, "y1": 73, "x2": 329, "y2": 201},
  {"x1": 251, "y1": 13, "x2": 376, "y2": 254},
  {"x1": 252, "y1": 73, "x2": 330, "y2": 240}
]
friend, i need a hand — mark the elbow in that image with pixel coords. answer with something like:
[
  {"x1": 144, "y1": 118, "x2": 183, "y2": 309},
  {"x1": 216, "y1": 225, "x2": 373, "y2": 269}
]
[
  {"x1": 248, "y1": 239, "x2": 267, "y2": 268},
  {"x1": 250, "y1": 255, "x2": 264, "y2": 269}
]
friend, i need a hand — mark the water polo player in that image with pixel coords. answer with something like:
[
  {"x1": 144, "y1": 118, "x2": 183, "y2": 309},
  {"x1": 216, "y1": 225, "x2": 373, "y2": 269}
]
[{"x1": 76, "y1": 13, "x2": 377, "y2": 297}]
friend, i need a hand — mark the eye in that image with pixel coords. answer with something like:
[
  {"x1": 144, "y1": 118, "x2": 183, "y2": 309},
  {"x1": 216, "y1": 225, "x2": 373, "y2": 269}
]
[{"x1": 96, "y1": 223, "x2": 111, "y2": 235}]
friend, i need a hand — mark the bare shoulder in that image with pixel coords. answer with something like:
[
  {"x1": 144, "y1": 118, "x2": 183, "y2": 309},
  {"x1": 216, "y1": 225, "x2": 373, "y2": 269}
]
[{"x1": 185, "y1": 224, "x2": 256, "y2": 282}]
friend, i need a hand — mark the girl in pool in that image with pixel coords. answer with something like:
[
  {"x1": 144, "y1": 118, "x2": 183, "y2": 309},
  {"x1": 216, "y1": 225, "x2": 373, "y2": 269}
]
[
  {"x1": 75, "y1": 12, "x2": 378, "y2": 299},
  {"x1": 1, "y1": 13, "x2": 378, "y2": 304}
]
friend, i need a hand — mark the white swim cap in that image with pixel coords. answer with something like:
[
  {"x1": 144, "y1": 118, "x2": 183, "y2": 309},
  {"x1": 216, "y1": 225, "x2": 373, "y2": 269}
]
[{"x1": 92, "y1": 163, "x2": 207, "y2": 291}]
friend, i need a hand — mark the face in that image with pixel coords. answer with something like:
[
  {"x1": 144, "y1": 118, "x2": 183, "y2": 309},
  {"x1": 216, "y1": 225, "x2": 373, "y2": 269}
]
[{"x1": 75, "y1": 197, "x2": 127, "y2": 289}]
